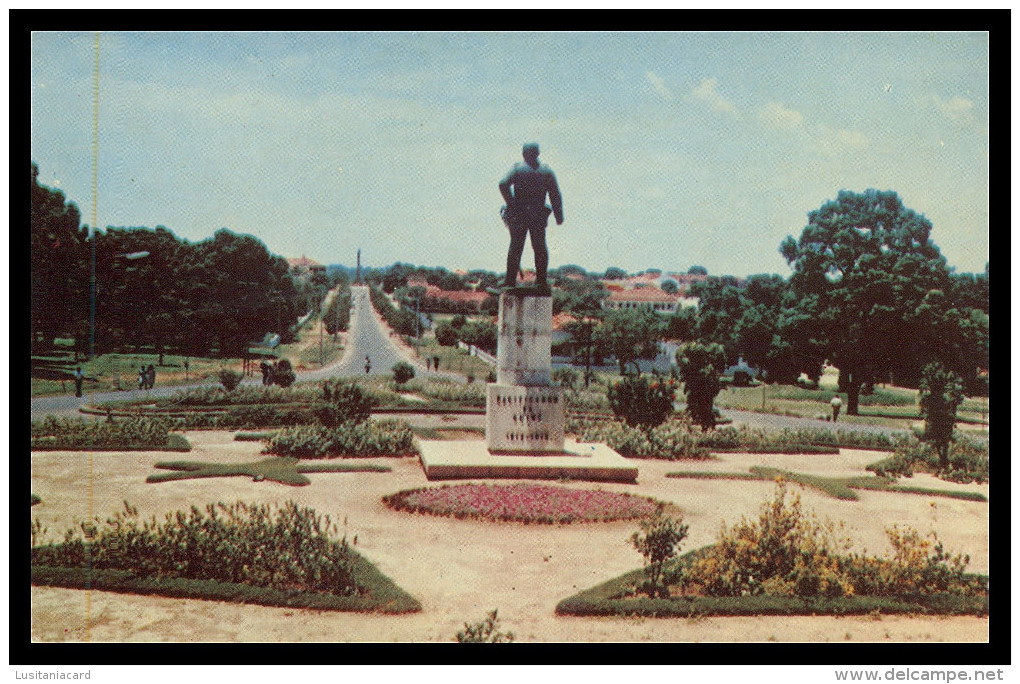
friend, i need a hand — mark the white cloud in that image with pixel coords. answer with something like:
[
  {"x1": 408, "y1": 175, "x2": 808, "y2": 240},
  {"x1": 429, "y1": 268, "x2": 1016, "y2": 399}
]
[
  {"x1": 758, "y1": 101, "x2": 803, "y2": 130},
  {"x1": 810, "y1": 125, "x2": 870, "y2": 157},
  {"x1": 690, "y1": 77, "x2": 738, "y2": 116},
  {"x1": 934, "y1": 95, "x2": 975, "y2": 125},
  {"x1": 645, "y1": 71, "x2": 673, "y2": 101}
]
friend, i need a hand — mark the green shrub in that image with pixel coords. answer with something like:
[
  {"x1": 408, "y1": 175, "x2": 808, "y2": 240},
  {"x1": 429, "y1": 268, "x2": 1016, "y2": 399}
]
[
  {"x1": 30, "y1": 416, "x2": 189, "y2": 451},
  {"x1": 274, "y1": 359, "x2": 296, "y2": 388},
  {"x1": 572, "y1": 418, "x2": 710, "y2": 460},
  {"x1": 685, "y1": 481, "x2": 983, "y2": 599},
  {"x1": 631, "y1": 507, "x2": 688, "y2": 598},
  {"x1": 218, "y1": 369, "x2": 243, "y2": 392},
  {"x1": 607, "y1": 374, "x2": 676, "y2": 428},
  {"x1": 392, "y1": 361, "x2": 415, "y2": 387},
  {"x1": 412, "y1": 379, "x2": 486, "y2": 406},
  {"x1": 867, "y1": 435, "x2": 988, "y2": 484},
  {"x1": 314, "y1": 379, "x2": 376, "y2": 427},
  {"x1": 265, "y1": 420, "x2": 416, "y2": 459},
  {"x1": 456, "y1": 609, "x2": 514, "y2": 643},
  {"x1": 31, "y1": 500, "x2": 360, "y2": 597}
]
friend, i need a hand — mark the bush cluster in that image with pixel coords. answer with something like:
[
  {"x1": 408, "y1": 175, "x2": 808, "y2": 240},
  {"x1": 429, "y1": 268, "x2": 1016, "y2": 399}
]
[
  {"x1": 571, "y1": 418, "x2": 711, "y2": 460},
  {"x1": 31, "y1": 416, "x2": 186, "y2": 451},
  {"x1": 264, "y1": 419, "x2": 416, "y2": 459},
  {"x1": 410, "y1": 379, "x2": 486, "y2": 407},
  {"x1": 31, "y1": 500, "x2": 361, "y2": 597},
  {"x1": 314, "y1": 379, "x2": 376, "y2": 427},
  {"x1": 162, "y1": 385, "x2": 318, "y2": 407},
  {"x1": 683, "y1": 482, "x2": 984, "y2": 599},
  {"x1": 607, "y1": 374, "x2": 676, "y2": 428},
  {"x1": 867, "y1": 435, "x2": 989, "y2": 484}
]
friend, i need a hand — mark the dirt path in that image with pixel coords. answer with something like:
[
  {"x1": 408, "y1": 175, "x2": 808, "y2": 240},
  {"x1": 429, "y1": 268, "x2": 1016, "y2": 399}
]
[{"x1": 30, "y1": 434, "x2": 989, "y2": 643}]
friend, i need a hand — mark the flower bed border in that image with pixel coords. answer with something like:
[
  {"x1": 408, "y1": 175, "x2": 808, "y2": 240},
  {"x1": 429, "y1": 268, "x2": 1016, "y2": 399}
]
[{"x1": 383, "y1": 482, "x2": 675, "y2": 525}]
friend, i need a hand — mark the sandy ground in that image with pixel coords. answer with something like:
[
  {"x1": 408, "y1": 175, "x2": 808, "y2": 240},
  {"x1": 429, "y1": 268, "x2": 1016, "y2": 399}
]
[{"x1": 30, "y1": 432, "x2": 989, "y2": 643}]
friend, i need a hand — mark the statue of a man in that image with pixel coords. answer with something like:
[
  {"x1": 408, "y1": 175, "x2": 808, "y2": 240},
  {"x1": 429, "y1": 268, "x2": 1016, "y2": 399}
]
[{"x1": 498, "y1": 142, "x2": 563, "y2": 292}]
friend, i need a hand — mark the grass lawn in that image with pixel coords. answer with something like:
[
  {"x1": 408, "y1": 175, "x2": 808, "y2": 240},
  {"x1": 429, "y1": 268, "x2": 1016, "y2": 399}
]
[
  {"x1": 411, "y1": 339, "x2": 494, "y2": 378},
  {"x1": 32, "y1": 348, "x2": 240, "y2": 397},
  {"x1": 665, "y1": 466, "x2": 988, "y2": 502}
]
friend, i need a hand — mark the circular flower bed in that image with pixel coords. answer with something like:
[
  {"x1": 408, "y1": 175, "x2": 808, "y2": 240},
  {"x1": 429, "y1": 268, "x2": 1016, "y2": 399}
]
[{"x1": 382, "y1": 483, "x2": 671, "y2": 524}]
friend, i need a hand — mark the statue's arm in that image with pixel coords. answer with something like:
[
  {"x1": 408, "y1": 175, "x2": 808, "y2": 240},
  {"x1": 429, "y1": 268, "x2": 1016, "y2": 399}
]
[
  {"x1": 547, "y1": 171, "x2": 564, "y2": 224},
  {"x1": 498, "y1": 168, "x2": 515, "y2": 205}
]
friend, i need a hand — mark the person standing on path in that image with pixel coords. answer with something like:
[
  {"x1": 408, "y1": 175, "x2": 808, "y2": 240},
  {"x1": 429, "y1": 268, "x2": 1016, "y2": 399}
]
[
  {"x1": 498, "y1": 142, "x2": 563, "y2": 292},
  {"x1": 73, "y1": 366, "x2": 84, "y2": 398},
  {"x1": 831, "y1": 394, "x2": 843, "y2": 422}
]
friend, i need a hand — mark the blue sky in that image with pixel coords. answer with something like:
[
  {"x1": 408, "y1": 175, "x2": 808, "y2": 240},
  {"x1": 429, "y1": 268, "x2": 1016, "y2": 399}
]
[{"x1": 30, "y1": 31, "x2": 989, "y2": 277}]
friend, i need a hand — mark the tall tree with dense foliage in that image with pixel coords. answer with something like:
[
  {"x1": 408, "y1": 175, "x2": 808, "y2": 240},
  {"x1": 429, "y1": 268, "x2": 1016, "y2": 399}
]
[
  {"x1": 31, "y1": 162, "x2": 87, "y2": 349},
  {"x1": 780, "y1": 189, "x2": 956, "y2": 415},
  {"x1": 594, "y1": 308, "x2": 664, "y2": 375},
  {"x1": 918, "y1": 362, "x2": 965, "y2": 470},
  {"x1": 675, "y1": 341, "x2": 726, "y2": 431}
]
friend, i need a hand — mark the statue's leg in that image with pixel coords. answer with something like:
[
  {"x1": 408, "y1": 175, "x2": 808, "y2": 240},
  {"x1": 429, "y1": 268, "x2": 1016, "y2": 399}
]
[
  {"x1": 505, "y1": 223, "x2": 527, "y2": 287},
  {"x1": 530, "y1": 221, "x2": 549, "y2": 286}
]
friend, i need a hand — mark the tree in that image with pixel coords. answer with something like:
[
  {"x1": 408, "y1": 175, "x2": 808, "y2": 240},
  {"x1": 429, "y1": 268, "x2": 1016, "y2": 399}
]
[
  {"x1": 392, "y1": 361, "x2": 415, "y2": 387},
  {"x1": 689, "y1": 276, "x2": 743, "y2": 361},
  {"x1": 459, "y1": 320, "x2": 497, "y2": 355},
  {"x1": 630, "y1": 507, "x2": 688, "y2": 598},
  {"x1": 675, "y1": 341, "x2": 726, "y2": 431},
  {"x1": 918, "y1": 362, "x2": 964, "y2": 470},
  {"x1": 31, "y1": 162, "x2": 87, "y2": 349},
  {"x1": 435, "y1": 322, "x2": 459, "y2": 347},
  {"x1": 594, "y1": 308, "x2": 664, "y2": 375},
  {"x1": 553, "y1": 277, "x2": 607, "y2": 316},
  {"x1": 603, "y1": 266, "x2": 627, "y2": 280},
  {"x1": 660, "y1": 279, "x2": 679, "y2": 295},
  {"x1": 780, "y1": 189, "x2": 953, "y2": 414},
  {"x1": 687, "y1": 265, "x2": 708, "y2": 276}
]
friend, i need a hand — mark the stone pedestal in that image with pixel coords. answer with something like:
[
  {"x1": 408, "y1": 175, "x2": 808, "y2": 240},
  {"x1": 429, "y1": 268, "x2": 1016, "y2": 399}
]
[
  {"x1": 486, "y1": 290, "x2": 565, "y2": 453},
  {"x1": 416, "y1": 287, "x2": 636, "y2": 483}
]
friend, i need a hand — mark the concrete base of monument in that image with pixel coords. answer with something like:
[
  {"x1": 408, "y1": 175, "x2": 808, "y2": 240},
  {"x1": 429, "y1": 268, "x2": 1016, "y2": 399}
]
[{"x1": 417, "y1": 438, "x2": 638, "y2": 482}]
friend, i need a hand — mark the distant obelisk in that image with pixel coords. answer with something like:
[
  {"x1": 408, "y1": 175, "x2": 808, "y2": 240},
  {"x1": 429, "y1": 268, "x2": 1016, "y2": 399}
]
[{"x1": 356, "y1": 248, "x2": 362, "y2": 284}]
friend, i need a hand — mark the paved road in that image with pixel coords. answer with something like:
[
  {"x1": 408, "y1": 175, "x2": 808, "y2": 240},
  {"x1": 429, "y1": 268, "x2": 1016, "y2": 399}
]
[
  {"x1": 298, "y1": 285, "x2": 463, "y2": 383},
  {"x1": 31, "y1": 285, "x2": 463, "y2": 421}
]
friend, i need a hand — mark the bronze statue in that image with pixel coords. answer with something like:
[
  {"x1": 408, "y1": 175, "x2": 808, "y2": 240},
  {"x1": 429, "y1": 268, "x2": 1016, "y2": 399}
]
[{"x1": 498, "y1": 142, "x2": 563, "y2": 292}]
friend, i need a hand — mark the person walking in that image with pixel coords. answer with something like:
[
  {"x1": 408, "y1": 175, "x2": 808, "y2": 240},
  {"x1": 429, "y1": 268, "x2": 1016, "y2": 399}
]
[
  {"x1": 498, "y1": 142, "x2": 563, "y2": 292},
  {"x1": 138, "y1": 366, "x2": 146, "y2": 391},
  {"x1": 830, "y1": 394, "x2": 843, "y2": 422},
  {"x1": 365, "y1": 356, "x2": 372, "y2": 374},
  {"x1": 146, "y1": 364, "x2": 156, "y2": 390},
  {"x1": 73, "y1": 366, "x2": 84, "y2": 398}
]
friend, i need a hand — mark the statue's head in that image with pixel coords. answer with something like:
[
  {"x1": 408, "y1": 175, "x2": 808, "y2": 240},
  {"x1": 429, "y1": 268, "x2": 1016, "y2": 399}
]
[{"x1": 522, "y1": 142, "x2": 540, "y2": 164}]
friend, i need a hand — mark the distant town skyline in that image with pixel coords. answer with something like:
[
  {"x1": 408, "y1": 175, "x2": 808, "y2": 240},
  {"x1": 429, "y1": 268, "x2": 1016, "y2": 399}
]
[{"x1": 31, "y1": 31, "x2": 989, "y2": 278}]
